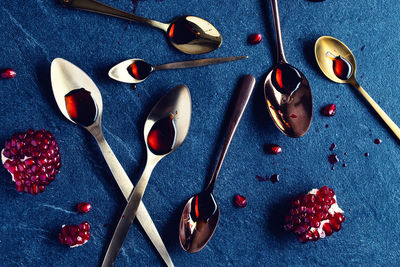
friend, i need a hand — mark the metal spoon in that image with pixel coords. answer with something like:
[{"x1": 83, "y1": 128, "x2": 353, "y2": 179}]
[
  {"x1": 179, "y1": 75, "x2": 256, "y2": 253},
  {"x1": 102, "y1": 84, "x2": 192, "y2": 266},
  {"x1": 50, "y1": 58, "x2": 174, "y2": 267},
  {"x1": 60, "y1": 0, "x2": 222, "y2": 55},
  {"x1": 263, "y1": 0, "x2": 313, "y2": 138},
  {"x1": 109, "y1": 56, "x2": 248, "y2": 84},
  {"x1": 315, "y1": 36, "x2": 400, "y2": 141}
]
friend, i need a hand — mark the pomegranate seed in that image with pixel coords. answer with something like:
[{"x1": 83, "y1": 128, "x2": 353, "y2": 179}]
[
  {"x1": 77, "y1": 202, "x2": 92, "y2": 214},
  {"x1": 248, "y1": 33, "x2": 262, "y2": 44},
  {"x1": 323, "y1": 104, "x2": 336, "y2": 116},
  {"x1": 1, "y1": 68, "x2": 16, "y2": 79},
  {"x1": 323, "y1": 223, "x2": 334, "y2": 236},
  {"x1": 270, "y1": 174, "x2": 279, "y2": 183},
  {"x1": 234, "y1": 194, "x2": 247, "y2": 208},
  {"x1": 373, "y1": 138, "x2": 382, "y2": 144},
  {"x1": 328, "y1": 154, "x2": 339, "y2": 165},
  {"x1": 264, "y1": 144, "x2": 282, "y2": 155}
]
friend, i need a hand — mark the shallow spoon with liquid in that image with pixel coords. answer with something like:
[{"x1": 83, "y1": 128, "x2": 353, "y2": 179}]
[
  {"x1": 60, "y1": 0, "x2": 222, "y2": 54},
  {"x1": 263, "y1": 0, "x2": 313, "y2": 138},
  {"x1": 179, "y1": 75, "x2": 256, "y2": 253},
  {"x1": 102, "y1": 84, "x2": 191, "y2": 266},
  {"x1": 50, "y1": 58, "x2": 174, "y2": 266},
  {"x1": 109, "y1": 56, "x2": 248, "y2": 84},
  {"x1": 315, "y1": 36, "x2": 400, "y2": 141}
]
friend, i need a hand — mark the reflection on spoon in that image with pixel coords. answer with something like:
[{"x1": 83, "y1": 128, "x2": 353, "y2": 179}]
[
  {"x1": 61, "y1": 0, "x2": 222, "y2": 54},
  {"x1": 109, "y1": 56, "x2": 248, "y2": 84}
]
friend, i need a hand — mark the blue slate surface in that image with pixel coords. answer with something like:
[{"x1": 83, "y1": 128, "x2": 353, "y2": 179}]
[{"x1": 0, "y1": 0, "x2": 400, "y2": 266}]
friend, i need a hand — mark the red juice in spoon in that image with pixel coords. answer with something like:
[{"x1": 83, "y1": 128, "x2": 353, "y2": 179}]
[
  {"x1": 147, "y1": 114, "x2": 177, "y2": 155},
  {"x1": 326, "y1": 51, "x2": 352, "y2": 80},
  {"x1": 64, "y1": 88, "x2": 98, "y2": 126}
]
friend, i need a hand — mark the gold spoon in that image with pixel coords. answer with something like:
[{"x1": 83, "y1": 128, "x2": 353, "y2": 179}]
[
  {"x1": 315, "y1": 36, "x2": 400, "y2": 141},
  {"x1": 60, "y1": 0, "x2": 222, "y2": 55},
  {"x1": 102, "y1": 85, "x2": 192, "y2": 266}
]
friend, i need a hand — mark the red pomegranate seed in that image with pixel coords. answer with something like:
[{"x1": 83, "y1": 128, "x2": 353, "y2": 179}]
[
  {"x1": 270, "y1": 174, "x2": 279, "y2": 183},
  {"x1": 373, "y1": 138, "x2": 382, "y2": 144},
  {"x1": 234, "y1": 194, "x2": 247, "y2": 208},
  {"x1": 323, "y1": 104, "x2": 336, "y2": 116},
  {"x1": 248, "y1": 33, "x2": 262, "y2": 45},
  {"x1": 77, "y1": 202, "x2": 92, "y2": 214},
  {"x1": 264, "y1": 144, "x2": 282, "y2": 155},
  {"x1": 1, "y1": 68, "x2": 16, "y2": 79}
]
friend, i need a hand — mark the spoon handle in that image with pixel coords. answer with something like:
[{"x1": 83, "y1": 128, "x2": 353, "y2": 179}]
[
  {"x1": 60, "y1": 0, "x2": 169, "y2": 31},
  {"x1": 88, "y1": 126, "x2": 173, "y2": 267},
  {"x1": 154, "y1": 56, "x2": 248, "y2": 71},
  {"x1": 102, "y1": 160, "x2": 158, "y2": 267},
  {"x1": 351, "y1": 80, "x2": 400, "y2": 141},
  {"x1": 270, "y1": 0, "x2": 287, "y2": 63},
  {"x1": 205, "y1": 75, "x2": 256, "y2": 192}
]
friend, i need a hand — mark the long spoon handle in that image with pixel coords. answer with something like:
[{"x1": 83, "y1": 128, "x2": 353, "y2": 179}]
[
  {"x1": 102, "y1": 160, "x2": 157, "y2": 267},
  {"x1": 60, "y1": 0, "x2": 169, "y2": 31},
  {"x1": 154, "y1": 56, "x2": 248, "y2": 71},
  {"x1": 350, "y1": 80, "x2": 400, "y2": 141},
  {"x1": 205, "y1": 75, "x2": 256, "y2": 192},
  {"x1": 270, "y1": 0, "x2": 287, "y2": 63},
  {"x1": 88, "y1": 126, "x2": 173, "y2": 267}
]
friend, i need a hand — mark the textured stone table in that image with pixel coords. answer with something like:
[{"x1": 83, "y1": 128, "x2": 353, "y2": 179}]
[{"x1": 0, "y1": 0, "x2": 399, "y2": 266}]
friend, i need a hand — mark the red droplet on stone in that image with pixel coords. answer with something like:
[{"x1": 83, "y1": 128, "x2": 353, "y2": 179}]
[
  {"x1": 329, "y1": 143, "x2": 336, "y2": 151},
  {"x1": 373, "y1": 138, "x2": 382, "y2": 144},
  {"x1": 1, "y1": 68, "x2": 16, "y2": 79},
  {"x1": 77, "y1": 202, "x2": 92, "y2": 214},
  {"x1": 234, "y1": 194, "x2": 247, "y2": 208},
  {"x1": 270, "y1": 174, "x2": 279, "y2": 183},
  {"x1": 323, "y1": 104, "x2": 336, "y2": 116},
  {"x1": 328, "y1": 154, "x2": 339, "y2": 165},
  {"x1": 364, "y1": 152, "x2": 369, "y2": 157},
  {"x1": 264, "y1": 144, "x2": 282, "y2": 155},
  {"x1": 248, "y1": 33, "x2": 262, "y2": 44}
]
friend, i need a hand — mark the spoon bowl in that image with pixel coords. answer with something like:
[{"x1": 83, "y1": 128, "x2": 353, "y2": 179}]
[
  {"x1": 61, "y1": 0, "x2": 222, "y2": 54},
  {"x1": 315, "y1": 36, "x2": 400, "y2": 141},
  {"x1": 263, "y1": 0, "x2": 313, "y2": 138},
  {"x1": 315, "y1": 36, "x2": 357, "y2": 83},
  {"x1": 179, "y1": 192, "x2": 220, "y2": 253}
]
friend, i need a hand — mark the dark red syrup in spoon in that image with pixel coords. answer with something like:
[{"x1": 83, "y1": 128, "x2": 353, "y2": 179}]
[
  {"x1": 190, "y1": 192, "x2": 218, "y2": 222},
  {"x1": 326, "y1": 51, "x2": 352, "y2": 80},
  {"x1": 127, "y1": 60, "x2": 153, "y2": 80},
  {"x1": 64, "y1": 88, "x2": 98, "y2": 126},
  {"x1": 147, "y1": 115, "x2": 177, "y2": 155},
  {"x1": 272, "y1": 63, "x2": 303, "y2": 95},
  {"x1": 168, "y1": 18, "x2": 200, "y2": 45}
]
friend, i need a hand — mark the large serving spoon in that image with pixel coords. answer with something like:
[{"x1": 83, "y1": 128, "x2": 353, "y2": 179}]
[
  {"x1": 109, "y1": 56, "x2": 248, "y2": 84},
  {"x1": 50, "y1": 58, "x2": 174, "y2": 267},
  {"x1": 179, "y1": 75, "x2": 256, "y2": 253},
  {"x1": 60, "y1": 0, "x2": 222, "y2": 55},
  {"x1": 263, "y1": 0, "x2": 313, "y2": 138},
  {"x1": 102, "y1": 85, "x2": 191, "y2": 266},
  {"x1": 315, "y1": 36, "x2": 400, "y2": 141}
]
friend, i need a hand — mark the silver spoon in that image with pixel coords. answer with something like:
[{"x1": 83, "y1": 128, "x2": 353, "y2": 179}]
[
  {"x1": 179, "y1": 75, "x2": 256, "y2": 253},
  {"x1": 109, "y1": 56, "x2": 248, "y2": 84},
  {"x1": 102, "y1": 84, "x2": 192, "y2": 266},
  {"x1": 60, "y1": 0, "x2": 222, "y2": 55},
  {"x1": 50, "y1": 58, "x2": 174, "y2": 267},
  {"x1": 263, "y1": 0, "x2": 313, "y2": 138}
]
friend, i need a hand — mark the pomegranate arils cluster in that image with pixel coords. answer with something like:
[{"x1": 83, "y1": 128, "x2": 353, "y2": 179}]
[
  {"x1": 284, "y1": 186, "x2": 345, "y2": 243},
  {"x1": 2, "y1": 129, "x2": 61, "y2": 195},
  {"x1": 59, "y1": 222, "x2": 91, "y2": 248}
]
